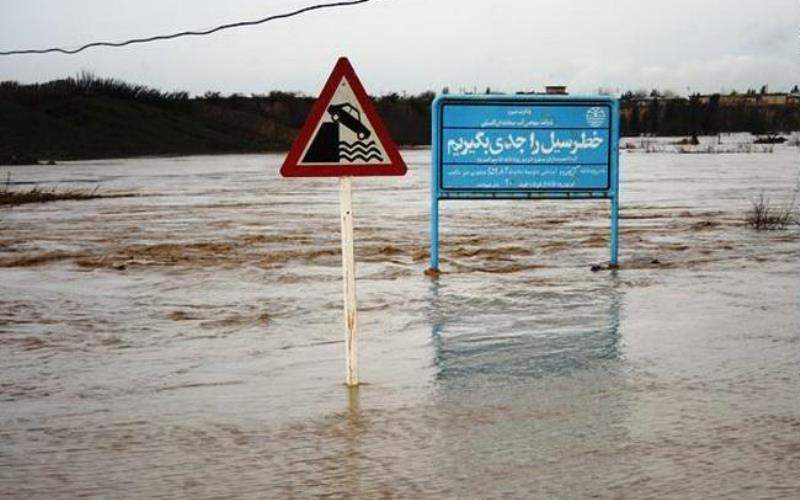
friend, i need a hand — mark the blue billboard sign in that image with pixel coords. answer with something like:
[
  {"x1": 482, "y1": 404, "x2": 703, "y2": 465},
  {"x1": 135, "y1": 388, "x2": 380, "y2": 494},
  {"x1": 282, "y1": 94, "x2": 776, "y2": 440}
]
[{"x1": 430, "y1": 95, "x2": 620, "y2": 271}]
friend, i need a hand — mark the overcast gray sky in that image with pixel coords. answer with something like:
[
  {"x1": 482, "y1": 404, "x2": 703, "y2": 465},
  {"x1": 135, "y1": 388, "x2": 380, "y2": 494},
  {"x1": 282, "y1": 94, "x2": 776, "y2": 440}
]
[{"x1": 1, "y1": 0, "x2": 797, "y2": 96}]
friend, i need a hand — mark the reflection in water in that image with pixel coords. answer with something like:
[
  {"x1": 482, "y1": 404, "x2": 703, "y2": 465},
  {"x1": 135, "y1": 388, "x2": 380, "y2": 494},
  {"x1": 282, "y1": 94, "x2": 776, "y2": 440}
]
[
  {"x1": 428, "y1": 276, "x2": 622, "y2": 381},
  {"x1": 343, "y1": 385, "x2": 363, "y2": 497},
  {"x1": 423, "y1": 276, "x2": 638, "y2": 498}
]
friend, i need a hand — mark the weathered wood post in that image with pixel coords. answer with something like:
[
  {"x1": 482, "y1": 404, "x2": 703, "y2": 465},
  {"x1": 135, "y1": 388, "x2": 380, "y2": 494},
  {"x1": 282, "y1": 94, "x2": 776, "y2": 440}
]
[{"x1": 339, "y1": 176, "x2": 358, "y2": 386}]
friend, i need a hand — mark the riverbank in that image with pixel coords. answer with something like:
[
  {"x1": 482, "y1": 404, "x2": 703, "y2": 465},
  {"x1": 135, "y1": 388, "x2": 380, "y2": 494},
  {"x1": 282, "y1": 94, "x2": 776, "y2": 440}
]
[
  {"x1": 4, "y1": 75, "x2": 800, "y2": 164},
  {"x1": 0, "y1": 75, "x2": 433, "y2": 165}
]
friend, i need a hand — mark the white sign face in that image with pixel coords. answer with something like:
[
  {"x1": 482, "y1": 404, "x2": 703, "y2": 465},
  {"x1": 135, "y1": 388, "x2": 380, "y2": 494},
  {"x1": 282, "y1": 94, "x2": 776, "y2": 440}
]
[
  {"x1": 280, "y1": 57, "x2": 407, "y2": 178},
  {"x1": 299, "y1": 77, "x2": 389, "y2": 165}
]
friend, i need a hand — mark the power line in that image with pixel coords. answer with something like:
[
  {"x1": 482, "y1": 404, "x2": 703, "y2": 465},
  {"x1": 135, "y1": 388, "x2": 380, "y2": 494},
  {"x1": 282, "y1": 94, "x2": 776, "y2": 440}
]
[{"x1": 0, "y1": 0, "x2": 372, "y2": 56}]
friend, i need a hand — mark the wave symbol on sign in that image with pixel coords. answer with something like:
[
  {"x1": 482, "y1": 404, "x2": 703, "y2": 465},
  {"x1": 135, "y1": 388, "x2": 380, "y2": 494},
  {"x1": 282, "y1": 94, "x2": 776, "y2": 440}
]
[{"x1": 339, "y1": 140, "x2": 383, "y2": 162}]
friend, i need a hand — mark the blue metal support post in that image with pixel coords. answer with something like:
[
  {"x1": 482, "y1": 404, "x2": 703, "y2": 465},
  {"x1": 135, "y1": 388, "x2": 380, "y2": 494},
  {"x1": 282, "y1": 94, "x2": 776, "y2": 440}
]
[
  {"x1": 609, "y1": 98, "x2": 620, "y2": 267},
  {"x1": 430, "y1": 198, "x2": 439, "y2": 271},
  {"x1": 610, "y1": 195, "x2": 619, "y2": 267},
  {"x1": 429, "y1": 97, "x2": 441, "y2": 271}
]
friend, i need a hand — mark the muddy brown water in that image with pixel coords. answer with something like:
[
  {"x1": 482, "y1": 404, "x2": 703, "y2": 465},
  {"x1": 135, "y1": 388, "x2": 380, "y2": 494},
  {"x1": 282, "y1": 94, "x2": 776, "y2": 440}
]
[{"x1": 1, "y1": 147, "x2": 799, "y2": 498}]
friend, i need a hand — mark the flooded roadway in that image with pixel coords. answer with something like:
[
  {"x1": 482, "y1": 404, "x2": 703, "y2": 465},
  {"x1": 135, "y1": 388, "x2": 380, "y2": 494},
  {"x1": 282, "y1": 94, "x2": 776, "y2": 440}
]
[{"x1": 1, "y1": 146, "x2": 799, "y2": 498}]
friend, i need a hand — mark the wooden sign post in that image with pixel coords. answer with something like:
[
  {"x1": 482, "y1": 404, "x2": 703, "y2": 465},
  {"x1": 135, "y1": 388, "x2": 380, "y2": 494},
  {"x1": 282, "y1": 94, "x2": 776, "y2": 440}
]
[
  {"x1": 339, "y1": 177, "x2": 358, "y2": 386},
  {"x1": 280, "y1": 58, "x2": 407, "y2": 386}
]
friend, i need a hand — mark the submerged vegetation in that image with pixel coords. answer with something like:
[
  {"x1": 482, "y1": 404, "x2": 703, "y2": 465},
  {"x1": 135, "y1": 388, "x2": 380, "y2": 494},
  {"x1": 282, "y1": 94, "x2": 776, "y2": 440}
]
[
  {"x1": 623, "y1": 140, "x2": 777, "y2": 154},
  {"x1": 0, "y1": 184, "x2": 104, "y2": 207},
  {"x1": 746, "y1": 169, "x2": 800, "y2": 231},
  {"x1": 0, "y1": 173, "x2": 129, "y2": 207},
  {"x1": 746, "y1": 194, "x2": 795, "y2": 230}
]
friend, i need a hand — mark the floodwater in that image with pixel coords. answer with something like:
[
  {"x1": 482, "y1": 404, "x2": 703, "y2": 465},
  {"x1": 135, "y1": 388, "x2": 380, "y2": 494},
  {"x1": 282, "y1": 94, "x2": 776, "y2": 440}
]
[{"x1": 1, "y1": 143, "x2": 799, "y2": 499}]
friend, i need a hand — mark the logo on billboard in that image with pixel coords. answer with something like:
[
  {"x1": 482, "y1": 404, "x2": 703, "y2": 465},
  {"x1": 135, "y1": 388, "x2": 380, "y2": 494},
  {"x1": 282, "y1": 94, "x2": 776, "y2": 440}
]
[{"x1": 586, "y1": 107, "x2": 607, "y2": 128}]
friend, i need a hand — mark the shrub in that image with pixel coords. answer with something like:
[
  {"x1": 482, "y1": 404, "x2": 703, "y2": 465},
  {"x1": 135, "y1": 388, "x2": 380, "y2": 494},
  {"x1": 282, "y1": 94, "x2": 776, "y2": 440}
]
[{"x1": 746, "y1": 193, "x2": 795, "y2": 230}]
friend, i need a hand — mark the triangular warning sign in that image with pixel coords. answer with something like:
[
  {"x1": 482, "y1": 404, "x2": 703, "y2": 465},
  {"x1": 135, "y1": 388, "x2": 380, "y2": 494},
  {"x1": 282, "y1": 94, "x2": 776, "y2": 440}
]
[{"x1": 281, "y1": 57, "x2": 407, "y2": 177}]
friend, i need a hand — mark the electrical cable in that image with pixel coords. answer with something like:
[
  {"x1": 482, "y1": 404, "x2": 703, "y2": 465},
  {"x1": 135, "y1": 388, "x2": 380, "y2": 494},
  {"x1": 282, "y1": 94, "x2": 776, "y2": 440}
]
[{"x1": 0, "y1": 0, "x2": 371, "y2": 56}]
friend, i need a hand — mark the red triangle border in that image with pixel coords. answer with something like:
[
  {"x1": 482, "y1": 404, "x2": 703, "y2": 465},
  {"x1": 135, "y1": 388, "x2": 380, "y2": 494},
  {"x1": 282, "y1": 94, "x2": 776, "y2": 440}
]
[{"x1": 280, "y1": 57, "x2": 407, "y2": 177}]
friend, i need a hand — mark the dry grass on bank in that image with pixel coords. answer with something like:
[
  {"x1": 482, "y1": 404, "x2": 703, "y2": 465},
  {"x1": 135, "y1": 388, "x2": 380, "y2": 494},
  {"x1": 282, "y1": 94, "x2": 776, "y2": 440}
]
[{"x1": 1, "y1": 174, "x2": 132, "y2": 207}]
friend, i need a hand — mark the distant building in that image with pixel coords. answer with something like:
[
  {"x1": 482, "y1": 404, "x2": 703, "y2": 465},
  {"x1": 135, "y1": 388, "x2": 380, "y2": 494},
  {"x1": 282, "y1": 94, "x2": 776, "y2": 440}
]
[
  {"x1": 758, "y1": 93, "x2": 788, "y2": 106},
  {"x1": 515, "y1": 85, "x2": 569, "y2": 96},
  {"x1": 643, "y1": 92, "x2": 800, "y2": 108},
  {"x1": 718, "y1": 94, "x2": 751, "y2": 106},
  {"x1": 711, "y1": 92, "x2": 795, "y2": 107}
]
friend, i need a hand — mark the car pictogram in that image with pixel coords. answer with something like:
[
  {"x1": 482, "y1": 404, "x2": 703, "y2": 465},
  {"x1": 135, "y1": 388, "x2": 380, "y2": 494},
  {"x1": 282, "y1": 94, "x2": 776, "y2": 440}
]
[{"x1": 328, "y1": 103, "x2": 371, "y2": 140}]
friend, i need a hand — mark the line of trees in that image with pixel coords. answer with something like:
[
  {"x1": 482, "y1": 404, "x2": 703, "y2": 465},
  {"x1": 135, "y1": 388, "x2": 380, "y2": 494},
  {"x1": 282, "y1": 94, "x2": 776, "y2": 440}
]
[
  {"x1": 2, "y1": 75, "x2": 799, "y2": 163},
  {"x1": 620, "y1": 90, "x2": 800, "y2": 136},
  {"x1": 0, "y1": 74, "x2": 436, "y2": 162},
  {"x1": 1, "y1": 71, "x2": 191, "y2": 110}
]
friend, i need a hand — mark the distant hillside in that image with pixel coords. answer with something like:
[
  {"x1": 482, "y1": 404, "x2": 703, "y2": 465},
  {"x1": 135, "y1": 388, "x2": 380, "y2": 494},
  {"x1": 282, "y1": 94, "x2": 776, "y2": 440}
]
[
  {"x1": 619, "y1": 90, "x2": 800, "y2": 137},
  {"x1": 1, "y1": 75, "x2": 798, "y2": 165},
  {"x1": 0, "y1": 74, "x2": 433, "y2": 164}
]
